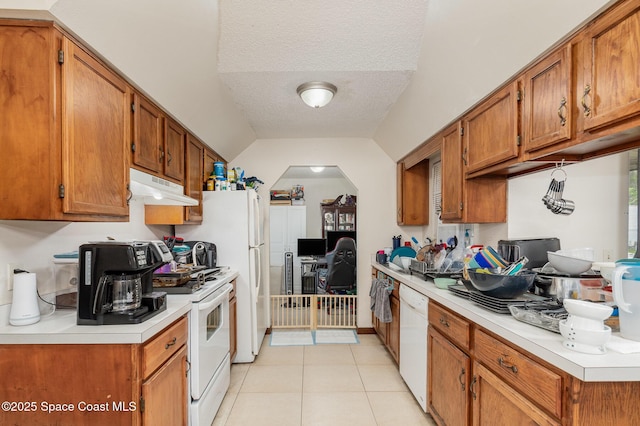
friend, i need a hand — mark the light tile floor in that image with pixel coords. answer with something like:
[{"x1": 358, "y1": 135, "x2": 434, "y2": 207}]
[{"x1": 213, "y1": 333, "x2": 437, "y2": 426}]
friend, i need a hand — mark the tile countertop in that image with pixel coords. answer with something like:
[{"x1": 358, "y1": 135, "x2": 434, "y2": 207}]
[
  {"x1": 0, "y1": 296, "x2": 192, "y2": 346},
  {"x1": 372, "y1": 262, "x2": 640, "y2": 383}
]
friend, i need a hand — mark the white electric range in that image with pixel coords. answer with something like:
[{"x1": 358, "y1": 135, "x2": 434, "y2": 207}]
[{"x1": 168, "y1": 268, "x2": 238, "y2": 426}]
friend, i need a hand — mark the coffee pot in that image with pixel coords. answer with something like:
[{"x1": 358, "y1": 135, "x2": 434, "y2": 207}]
[{"x1": 612, "y1": 259, "x2": 640, "y2": 341}]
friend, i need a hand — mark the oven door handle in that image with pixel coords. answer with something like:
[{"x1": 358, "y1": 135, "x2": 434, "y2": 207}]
[{"x1": 197, "y1": 286, "x2": 231, "y2": 312}]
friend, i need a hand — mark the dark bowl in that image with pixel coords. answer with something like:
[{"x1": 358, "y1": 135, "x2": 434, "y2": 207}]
[{"x1": 467, "y1": 270, "x2": 537, "y2": 299}]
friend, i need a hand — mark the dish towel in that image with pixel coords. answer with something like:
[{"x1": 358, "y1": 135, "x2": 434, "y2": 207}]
[{"x1": 370, "y1": 278, "x2": 392, "y2": 323}]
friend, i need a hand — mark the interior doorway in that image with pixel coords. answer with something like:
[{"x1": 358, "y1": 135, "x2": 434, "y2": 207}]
[{"x1": 267, "y1": 166, "x2": 358, "y2": 298}]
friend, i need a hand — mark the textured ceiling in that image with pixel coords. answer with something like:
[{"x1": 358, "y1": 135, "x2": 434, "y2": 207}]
[{"x1": 217, "y1": 0, "x2": 428, "y2": 139}]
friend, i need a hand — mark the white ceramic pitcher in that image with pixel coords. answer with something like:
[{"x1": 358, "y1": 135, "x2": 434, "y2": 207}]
[{"x1": 612, "y1": 259, "x2": 640, "y2": 341}]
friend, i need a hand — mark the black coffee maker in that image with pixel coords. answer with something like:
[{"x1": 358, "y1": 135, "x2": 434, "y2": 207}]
[{"x1": 77, "y1": 241, "x2": 172, "y2": 325}]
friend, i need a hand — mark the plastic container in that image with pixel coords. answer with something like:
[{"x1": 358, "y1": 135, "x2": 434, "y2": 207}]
[{"x1": 213, "y1": 161, "x2": 225, "y2": 179}]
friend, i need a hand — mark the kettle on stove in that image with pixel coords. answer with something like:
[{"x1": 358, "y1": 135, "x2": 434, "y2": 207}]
[{"x1": 612, "y1": 259, "x2": 640, "y2": 341}]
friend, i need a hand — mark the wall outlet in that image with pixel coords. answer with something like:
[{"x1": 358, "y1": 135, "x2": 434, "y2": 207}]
[{"x1": 603, "y1": 249, "x2": 613, "y2": 261}]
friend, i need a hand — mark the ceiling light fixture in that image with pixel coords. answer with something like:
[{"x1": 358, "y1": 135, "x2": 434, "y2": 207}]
[
  {"x1": 310, "y1": 166, "x2": 325, "y2": 173},
  {"x1": 296, "y1": 82, "x2": 337, "y2": 108}
]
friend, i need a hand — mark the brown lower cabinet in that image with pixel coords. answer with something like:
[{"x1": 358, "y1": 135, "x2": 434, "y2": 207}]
[
  {"x1": 372, "y1": 269, "x2": 400, "y2": 364},
  {"x1": 427, "y1": 300, "x2": 640, "y2": 426},
  {"x1": 0, "y1": 316, "x2": 188, "y2": 425}
]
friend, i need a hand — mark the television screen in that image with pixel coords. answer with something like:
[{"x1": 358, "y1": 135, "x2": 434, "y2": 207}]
[
  {"x1": 326, "y1": 231, "x2": 356, "y2": 252},
  {"x1": 297, "y1": 238, "x2": 327, "y2": 257}
]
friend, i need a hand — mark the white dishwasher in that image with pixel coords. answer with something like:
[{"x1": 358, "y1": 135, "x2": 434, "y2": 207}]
[{"x1": 399, "y1": 283, "x2": 429, "y2": 412}]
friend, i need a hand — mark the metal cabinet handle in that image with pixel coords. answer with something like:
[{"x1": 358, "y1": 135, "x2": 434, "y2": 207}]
[
  {"x1": 439, "y1": 317, "x2": 450, "y2": 328},
  {"x1": 159, "y1": 147, "x2": 165, "y2": 161},
  {"x1": 581, "y1": 85, "x2": 591, "y2": 117},
  {"x1": 498, "y1": 357, "x2": 518, "y2": 374},
  {"x1": 470, "y1": 376, "x2": 477, "y2": 400},
  {"x1": 167, "y1": 151, "x2": 173, "y2": 165},
  {"x1": 557, "y1": 96, "x2": 567, "y2": 126},
  {"x1": 165, "y1": 337, "x2": 177, "y2": 349},
  {"x1": 462, "y1": 147, "x2": 468, "y2": 166},
  {"x1": 458, "y1": 368, "x2": 466, "y2": 391}
]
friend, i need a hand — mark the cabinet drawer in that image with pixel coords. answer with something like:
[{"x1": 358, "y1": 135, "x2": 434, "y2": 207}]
[
  {"x1": 142, "y1": 316, "x2": 188, "y2": 379},
  {"x1": 474, "y1": 329, "x2": 563, "y2": 419},
  {"x1": 428, "y1": 301, "x2": 470, "y2": 351}
]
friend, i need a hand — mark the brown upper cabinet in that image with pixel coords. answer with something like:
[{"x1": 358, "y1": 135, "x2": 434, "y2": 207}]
[
  {"x1": 131, "y1": 93, "x2": 164, "y2": 174},
  {"x1": 398, "y1": 0, "x2": 640, "y2": 210},
  {"x1": 164, "y1": 117, "x2": 186, "y2": 182},
  {"x1": 0, "y1": 21, "x2": 129, "y2": 221},
  {"x1": 580, "y1": 0, "x2": 640, "y2": 133},
  {"x1": 131, "y1": 93, "x2": 186, "y2": 184},
  {"x1": 441, "y1": 122, "x2": 507, "y2": 223},
  {"x1": 185, "y1": 134, "x2": 205, "y2": 223},
  {"x1": 397, "y1": 160, "x2": 429, "y2": 225},
  {"x1": 463, "y1": 81, "x2": 520, "y2": 175},
  {"x1": 521, "y1": 44, "x2": 573, "y2": 155}
]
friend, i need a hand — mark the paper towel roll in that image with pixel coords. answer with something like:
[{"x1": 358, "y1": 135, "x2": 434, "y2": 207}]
[{"x1": 9, "y1": 272, "x2": 41, "y2": 326}]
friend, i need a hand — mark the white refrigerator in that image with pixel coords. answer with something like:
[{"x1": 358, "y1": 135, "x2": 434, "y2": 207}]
[{"x1": 177, "y1": 190, "x2": 268, "y2": 363}]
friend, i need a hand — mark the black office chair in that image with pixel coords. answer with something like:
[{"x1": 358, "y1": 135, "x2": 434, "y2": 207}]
[{"x1": 325, "y1": 237, "x2": 356, "y2": 294}]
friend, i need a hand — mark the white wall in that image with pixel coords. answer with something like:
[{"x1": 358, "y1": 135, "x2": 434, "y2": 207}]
[
  {"x1": 231, "y1": 138, "x2": 422, "y2": 327},
  {"x1": 0, "y1": 200, "x2": 170, "y2": 307},
  {"x1": 507, "y1": 153, "x2": 629, "y2": 260}
]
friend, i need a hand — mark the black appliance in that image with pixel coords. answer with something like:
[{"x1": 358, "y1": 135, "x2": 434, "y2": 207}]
[
  {"x1": 497, "y1": 237, "x2": 561, "y2": 269},
  {"x1": 183, "y1": 241, "x2": 217, "y2": 268},
  {"x1": 77, "y1": 241, "x2": 172, "y2": 325}
]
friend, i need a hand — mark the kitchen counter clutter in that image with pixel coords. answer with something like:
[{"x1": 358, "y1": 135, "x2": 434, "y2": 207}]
[
  {"x1": 372, "y1": 262, "x2": 640, "y2": 382},
  {"x1": 0, "y1": 269, "x2": 238, "y2": 344}
]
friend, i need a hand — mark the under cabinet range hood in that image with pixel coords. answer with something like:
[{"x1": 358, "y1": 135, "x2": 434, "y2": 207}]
[{"x1": 129, "y1": 168, "x2": 198, "y2": 206}]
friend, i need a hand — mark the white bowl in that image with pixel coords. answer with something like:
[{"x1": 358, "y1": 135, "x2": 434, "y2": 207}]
[
  {"x1": 557, "y1": 248, "x2": 595, "y2": 261},
  {"x1": 547, "y1": 251, "x2": 593, "y2": 275},
  {"x1": 563, "y1": 299, "x2": 613, "y2": 321},
  {"x1": 559, "y1": 320, "x2": 611, "y2": 354}
]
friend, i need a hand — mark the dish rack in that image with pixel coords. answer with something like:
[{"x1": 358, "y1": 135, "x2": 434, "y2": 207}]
[
  {"x1": 508, "y1": 301, "x2": 567, "y2": 333},
  {"x1": 409, "y1": 259, "x2": 462, "y2": 280}
]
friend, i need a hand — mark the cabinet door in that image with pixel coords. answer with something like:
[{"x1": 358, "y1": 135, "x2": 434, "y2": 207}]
[
  {"x1": 269, "y1": 206, "x2": 306, "y2": 266},
  {"x1": 185, "y1": 134, "x2": 204, "y2": 223},
  {"x1": 428, "y1": 327, "x2": 470, "y2": 426},
  {"x1": 62, "y1": 39, "x2": 129, "y2": 216},
  {"x1": 581, "y1": 1, "x2": 640, "y2": 131},
  {"x1": 463, "y1": 82, "x2": 519, "y2": 174},
  {"x1": 337, "y1": 206, "x2": 356, "y2": 231},
  {"x1": 142, "y1": 345, "x2": 188, "y2": 426},
  {"x1": 164, "y1": 117, "x2": 186, "y2": 182},
  {"x1": 132, "y1": 93, "x2": 163, "y2": 173},
  {"x1": 322, "y1": 207, "x2": 336, "y2": 236},
  {"x1": 522, "y1": 44, "x2": 573, "y2": 153},
  {"x1": 472, "y1": 362, "x2": 559, "y2": 426},
  {"x1": 397, "y1": 160, "x2": 429, "y2": 225},
  {"x1": 441, "y1": 122, "x2": 464, "y2": 221},
  {"x1": 388, "y1": 295, "x2": 400, "y2": 364}
]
